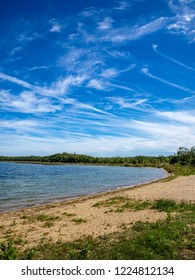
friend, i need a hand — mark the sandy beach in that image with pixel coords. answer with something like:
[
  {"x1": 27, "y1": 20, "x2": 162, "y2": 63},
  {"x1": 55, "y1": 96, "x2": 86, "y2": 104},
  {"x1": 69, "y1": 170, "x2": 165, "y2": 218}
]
[{"x1": 0, "y1": 175, "x2": 195, "y2": 250}]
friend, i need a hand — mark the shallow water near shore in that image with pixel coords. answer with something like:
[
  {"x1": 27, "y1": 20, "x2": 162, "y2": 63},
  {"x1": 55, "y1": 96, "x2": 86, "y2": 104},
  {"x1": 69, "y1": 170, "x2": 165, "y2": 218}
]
[{"x1": 0, "y1": 162, "x2": 167, "y2": 212}]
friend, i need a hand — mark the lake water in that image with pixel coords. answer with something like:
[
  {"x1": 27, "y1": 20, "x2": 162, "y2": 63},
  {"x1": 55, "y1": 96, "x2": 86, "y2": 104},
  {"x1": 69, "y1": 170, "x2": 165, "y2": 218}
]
[{"x1": 0, "y1": 162, "x2": 167, "y2": 212}]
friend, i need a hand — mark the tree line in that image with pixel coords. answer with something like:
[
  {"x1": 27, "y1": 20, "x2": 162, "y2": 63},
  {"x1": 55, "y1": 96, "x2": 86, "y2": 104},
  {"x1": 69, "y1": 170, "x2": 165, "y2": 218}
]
[
  {"x1": 0, "y1": 146, "x2": 194, "y2": 167},
  {"x1": 0, "y1": 152, "x2": 170, "y2": 166}
]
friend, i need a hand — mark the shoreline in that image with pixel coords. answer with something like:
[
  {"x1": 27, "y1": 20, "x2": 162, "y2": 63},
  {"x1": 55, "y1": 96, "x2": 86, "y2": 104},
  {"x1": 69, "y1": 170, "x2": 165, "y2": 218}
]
[
  {"x1": 0, "y1": 168, "x2": 169, "y2": 214},
  {"x1": 0, "y1": 174, "x2": 194, "y2": 250}
]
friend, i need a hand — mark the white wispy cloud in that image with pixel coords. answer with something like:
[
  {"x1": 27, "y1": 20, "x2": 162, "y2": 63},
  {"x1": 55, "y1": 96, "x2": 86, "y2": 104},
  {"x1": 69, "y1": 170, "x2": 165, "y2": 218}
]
[
  {"x1": 178, "y1": 0, "x2": 194, "y2": 3},
  {"x1": 50, "y1": 23, "x2": 62, "y2": 33},
  {"x1": 80, "y1": 7, "x2": 97, "y2": 18},
  {"x1": 58, "y1": 47, "x2": 104, "y2": 76},
  {"x1": 113, "y1": 1, "x2": 130, "y2": 10},
  {"x1": 105, "y1": 50, "x2": 132, "y2": 60},
  {"x1": 100, "y1": 65, "x2": 135, "y2": 79},
  {"x1": 0, "y1": 90, "x2": 62, "y2": 113},
  {"x1": 1, "y1": 119, "x2": 194, "y2": 156},
  {"x1": 58, "y1": 48, "x2": 89, "y2": 71},
  {"x1": 172, "y1": 95, "x2": 195, "y2": 104},
  {"x1": 18, "y1": 33, "x2": 34, "y2": 43},
  {"x1": 0, "y1": 133, "x2": 134, "y2": 156},
  {"x1": 157, "y1": 110, "x2": 195, "y2": 124},
  {"x1": 102, "y1": 17, "x2": 169, "y2": 43},
  {"x1": 49, "y1": 18, "x2": 63, "y2": 33},
  {"x1": 167, "y1": 0, "x2": 195, "y2": 42},
  {"x1": 0, "y1": 72, "x2": 33, "y2": 89},
  {"x1": 119, "y1": 65, "x2": 136, "y2": 73},
  {"x1": 0, "y1": 119, "x2": 41, "y2": 131},
  {"x1": 100, "y1": 68, "x2": 119, "y2": 78},
  {"x1": 70, "y1": 101, "x2": 114, "y2": 116},
  {"x1": 10, "y1": 46, "x2": 23, "y2": 56},
  {"x1": 87, "y1": 79, "x2": 108, "y2": 90},
  {"x1": 141, "y1": 68, "x2": 195, "y2": 94},
  {"x1": 130, "y1": 119, "x2": 195, "y2": 148},
  {"x1": 0, "y1": 72, "x2": 86, "y2": 97},
  {"x1": 28, "y1": 65, "x2": 51, "y2": 71},
  {"x1": 109, "y1": 82, "x2": 137, "y2": 92},
  {"x1": 44, "y1": 75, "x2": 86, "y2": 96},
  {"x1": 77, "y1": 1, "x2": 194, "y2": 44},
  {"x1": 97, "y1": 17, "x2": 113, "y2": 30},
  {"x1": 0, "y1": 86, "x2": 112, "y2": 117},
  {"x1": 108, "y1": 97, "x2": 150, "y2": 111},
  {"x1": 1, "y1": 94, "x2": 195, "y2": 156},
  {"x1": 152, "y1": 44, "x2": 195, "y2": 71}
]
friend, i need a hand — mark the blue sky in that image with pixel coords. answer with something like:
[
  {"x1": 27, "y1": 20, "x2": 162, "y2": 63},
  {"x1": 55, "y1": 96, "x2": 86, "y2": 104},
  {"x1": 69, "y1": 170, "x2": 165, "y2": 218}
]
[{"x1": 0, "y1": 0, "x2": 195, "y2": 156}]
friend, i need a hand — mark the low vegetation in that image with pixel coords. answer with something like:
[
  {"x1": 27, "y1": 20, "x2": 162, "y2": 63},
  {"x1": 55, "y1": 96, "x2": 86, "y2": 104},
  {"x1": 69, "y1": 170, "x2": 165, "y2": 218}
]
[
  {"x1": 0, "y1": 241, "x2": 18, "y2": 260},
  {"x1": 93, "y1": 197, "x2": 151, "y2": 212},
  {"x1": 71, "y1": 218, "x2": 87, "y2": 224},
  {"x1": 153, "y1": 199, "x2": 195, "y2": 212},
  {"x1": 0, "y1": 199, "x2": 194, "y2": 260},
  {"x1": 93, "y1": 197, "x2": 195, "y2": 214},
  {"x1": 21, "y1": 214, "x2": 60, "y2": 223}
]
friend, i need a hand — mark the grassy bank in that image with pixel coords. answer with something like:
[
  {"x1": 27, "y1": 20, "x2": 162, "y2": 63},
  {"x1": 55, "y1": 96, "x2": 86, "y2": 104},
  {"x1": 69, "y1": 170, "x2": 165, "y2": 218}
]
[
  {"x1": 1, "y1": 199, "x2": 194, "y2": 260},
  {"x1": 163, "y1": 164, "x2": 195, "y2": 178}
]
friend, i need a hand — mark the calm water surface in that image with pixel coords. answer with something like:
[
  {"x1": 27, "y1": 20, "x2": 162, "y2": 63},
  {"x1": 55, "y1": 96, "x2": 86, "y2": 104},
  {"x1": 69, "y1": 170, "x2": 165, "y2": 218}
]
[{"x1": 0, "y1": 162, "x2": 167, "y2": 212}]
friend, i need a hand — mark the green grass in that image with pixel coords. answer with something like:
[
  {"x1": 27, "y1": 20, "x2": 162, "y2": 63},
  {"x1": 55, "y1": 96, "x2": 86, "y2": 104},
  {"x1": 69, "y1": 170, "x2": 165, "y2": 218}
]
[
  {"x1": 115, "y1": 200, "x2": 151, "y2": 212},
  {"x1": 153, "y1": 199, "x2": 178, "y2": 212},
  {"x1": 93, "y1": 197, "x2": 151, "y2": 212},
  {"x1": 93, "y1": 197, "x2": 195, "y2": 213},
  {"x1": 71, "y1": 218, "x2": 87, "y2": 224},
  {"x1": 21, "y1": 214, "x2": 60, "y2": 223},
  {"x1": 36, "y1": 214, "x2": 60, "y2": 222},
  {"x1": 153, "y1": 199, "x2": 195, "y2": 212},
  {"x1": 19, "y1": 210, "x2": 194, "y2": 260},
  {"x1": 63, "y1": 212, "x2": 77, "y2": 217},
  {"x1": 1, "y1": 200, "x2": 194, "y2": 260},
  {"x1": 0, "y1": 241, "x2": 18, "y2": 260},
  {"x1": 163, "y1": 164, "x2": 195, "y2": 179},
  {"x1": 92, "y1": 196, "x2": 126, "y2": 208}
]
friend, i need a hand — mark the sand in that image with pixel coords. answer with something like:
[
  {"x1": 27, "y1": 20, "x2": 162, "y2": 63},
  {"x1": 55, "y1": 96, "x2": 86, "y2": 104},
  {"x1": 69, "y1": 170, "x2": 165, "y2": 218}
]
[{"x1": 0, "y1": 175, "x2": 195, "y2": 249}]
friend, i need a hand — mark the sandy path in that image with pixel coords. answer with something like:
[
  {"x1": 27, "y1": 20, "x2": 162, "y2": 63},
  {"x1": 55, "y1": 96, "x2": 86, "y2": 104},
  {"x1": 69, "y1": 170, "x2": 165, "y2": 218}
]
[{"x1": 0, "y1": 175, "x2": 194, "y2": 249}]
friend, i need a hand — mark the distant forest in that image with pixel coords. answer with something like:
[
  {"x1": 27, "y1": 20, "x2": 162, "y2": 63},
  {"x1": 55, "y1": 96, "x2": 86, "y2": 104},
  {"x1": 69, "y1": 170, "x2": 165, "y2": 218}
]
[{"x1": 0, "y1": 146, "x2": 195, "y2": 167}]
